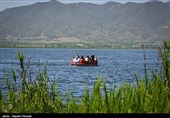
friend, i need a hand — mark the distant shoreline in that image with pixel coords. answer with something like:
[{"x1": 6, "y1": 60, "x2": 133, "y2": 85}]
[
  {"x1": 0, "y1": 40, "x2": 163, "y2": 49},
  {"x1": 0, "y1": 45, "x2": 161, "y2": 50}
]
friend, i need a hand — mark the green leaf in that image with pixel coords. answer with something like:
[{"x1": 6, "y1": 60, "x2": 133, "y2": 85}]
[{"x1": 12, "y1": 70, "x2": 16, "y2": 83}]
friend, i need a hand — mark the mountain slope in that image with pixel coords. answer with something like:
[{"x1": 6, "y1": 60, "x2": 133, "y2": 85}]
[{"x1": 0, "y1": 0, "x2": 170, "y2": 46}]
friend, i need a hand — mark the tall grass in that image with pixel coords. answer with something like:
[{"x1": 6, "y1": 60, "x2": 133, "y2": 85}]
[{"x1": 0, "y1": 41, "x2": 170, "y2": 113}]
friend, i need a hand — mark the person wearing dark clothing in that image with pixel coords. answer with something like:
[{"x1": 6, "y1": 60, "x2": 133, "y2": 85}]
[
  {"x1": 91, "y1": 55, "x2": 95, "y2": 61},
  {"x1": 81, "y1": 55, "x2": 84, "y2": 59}
]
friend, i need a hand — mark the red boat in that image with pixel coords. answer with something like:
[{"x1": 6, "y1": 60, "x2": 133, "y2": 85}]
[{"x1": 71, "y1": 57, "x2": 98, "y2": 66}]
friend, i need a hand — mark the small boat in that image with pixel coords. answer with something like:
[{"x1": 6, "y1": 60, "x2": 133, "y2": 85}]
[{"x1": 71, "y1": 56, "x2": 98, "y2": 66}]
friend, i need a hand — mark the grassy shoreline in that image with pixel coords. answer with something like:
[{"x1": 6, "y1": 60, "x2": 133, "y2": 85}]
[
  {"x1": 0, "y1": 40, "x2": 163, "y2": 49},
  {"x1": 0, "y1": 41, "x2": 169, "y2": 113}
]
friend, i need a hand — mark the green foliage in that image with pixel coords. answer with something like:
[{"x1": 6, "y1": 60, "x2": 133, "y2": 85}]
[
  {"x1": 158, "y1": 41, "x2": 170, "y2": 84},
  {"x1": 0, "y1": 41, "x2": 170, "y2": 113}
]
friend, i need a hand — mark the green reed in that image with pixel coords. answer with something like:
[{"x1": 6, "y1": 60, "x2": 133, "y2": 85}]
[{"x1": 0, "y1": 41, "x2": 170, "y2": 113}]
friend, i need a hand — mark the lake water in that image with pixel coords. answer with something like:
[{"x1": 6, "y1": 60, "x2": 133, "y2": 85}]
[{"x1": 0, "y1": 48, "x2": 161, "y2": 101}]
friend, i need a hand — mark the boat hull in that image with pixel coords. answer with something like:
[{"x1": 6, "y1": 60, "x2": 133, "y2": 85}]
[{"x1": 71, "y1": 59, "x2": 98, "y2": 66}]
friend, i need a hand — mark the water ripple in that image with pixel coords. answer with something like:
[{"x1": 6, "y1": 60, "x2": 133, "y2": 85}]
[{"x1": 0, "y1": 48, "x2": 160, "y2": 100}]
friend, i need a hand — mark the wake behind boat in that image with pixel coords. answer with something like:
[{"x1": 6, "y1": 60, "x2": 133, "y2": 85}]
[{"x1": 71, "y1": 54, "x2": 98, "y2": 66}]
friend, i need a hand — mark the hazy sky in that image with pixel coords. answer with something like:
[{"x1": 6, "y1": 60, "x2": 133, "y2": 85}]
[{"x1": 0, "y1": 0, "x2": 169, "y2": 11}]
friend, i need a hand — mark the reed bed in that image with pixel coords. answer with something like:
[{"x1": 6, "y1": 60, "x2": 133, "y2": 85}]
[{"x1": 0, "y1": 41, "x2": 170, "y2": 113}]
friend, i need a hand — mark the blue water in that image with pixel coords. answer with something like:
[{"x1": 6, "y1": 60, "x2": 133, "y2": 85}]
[{"x1": 0, "y1": 48, "x2": 161, "y2": 100}]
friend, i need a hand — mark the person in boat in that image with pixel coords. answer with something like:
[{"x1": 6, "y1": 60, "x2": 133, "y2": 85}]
[
  {"x1": 75, "y1": 53, "x2": 79, "y2": 59},
  {"x1": 91, "y1": 55, "x2": 95, "y2": 61},
  {"x1": 80, "y1": 55, "x2": 84, "y2": 60},
  {"x1": 73, "y1": 53, "x2": 80, "y2": 63},
  {"x1": 85, "y1": 56, "x2": 89, "y2": 62},
  {"x1": 94, "y1": 57, "x2": 97, "y2": 61},
  {"x1": 80, "y1": 55, "x2": 85, "y2": 64}
]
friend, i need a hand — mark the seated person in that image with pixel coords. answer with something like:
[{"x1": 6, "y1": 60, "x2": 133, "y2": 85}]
[
  {"x1": 85, "y1": 56, "x2": 89, "y2": 62},
  {"x1": 73, "y1": 53, "x2": 80, "y2": 63},
  {"x1": 91, "y1": 55, "x2": 95, "y2": 61},
  {"x1": 80, "y1": 55, "x2": 85, "y2": 63},
  {"x1": 75, "y1": 53, "x2": 79, "y2": 59}
]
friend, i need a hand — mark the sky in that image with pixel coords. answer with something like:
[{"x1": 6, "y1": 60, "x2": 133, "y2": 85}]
[{"x1": 0, "y1": 0, "x2": 169, "y2": 11}]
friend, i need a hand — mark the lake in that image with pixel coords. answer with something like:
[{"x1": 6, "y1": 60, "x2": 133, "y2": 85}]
[{"x1": 0, "y1": 48, "x2": 161, "y2": 101}]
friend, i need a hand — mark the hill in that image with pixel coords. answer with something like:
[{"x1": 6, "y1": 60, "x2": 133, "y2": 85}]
[{"x1": 0, "y1": 0, "x2": 170, "y2": 48}]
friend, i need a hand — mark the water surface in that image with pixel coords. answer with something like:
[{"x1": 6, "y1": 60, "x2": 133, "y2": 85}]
[{"x1": 0, "y1": 48, "x2": 161, "y2": 100}]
